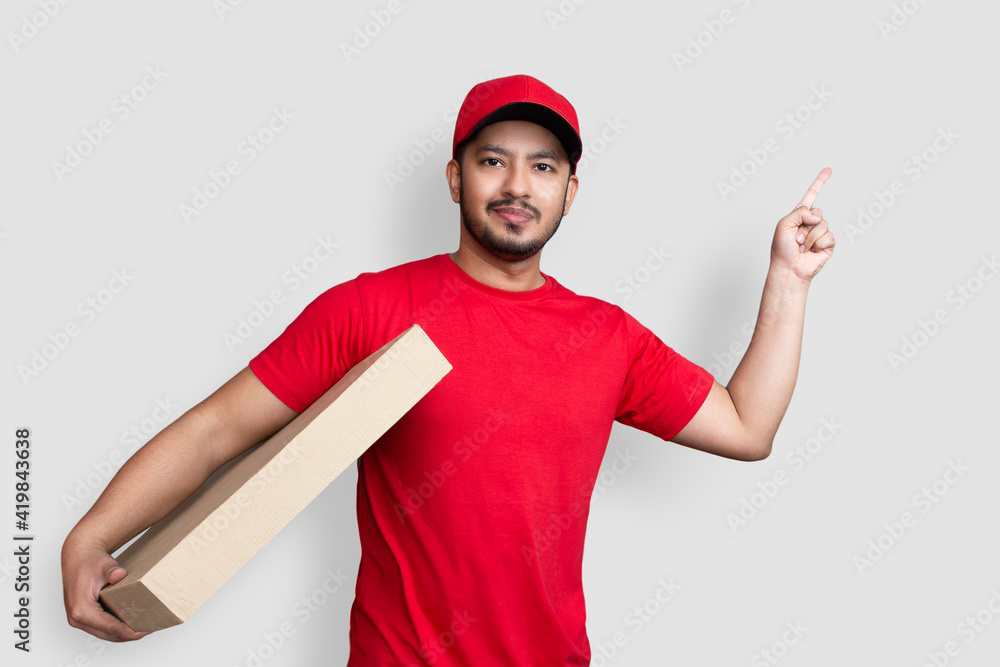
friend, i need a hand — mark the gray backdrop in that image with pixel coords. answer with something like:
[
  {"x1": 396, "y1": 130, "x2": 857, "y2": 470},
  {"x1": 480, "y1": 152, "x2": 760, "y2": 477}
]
[{"x1": 3, "y1": 0, "x2": 998, "y2": 665}]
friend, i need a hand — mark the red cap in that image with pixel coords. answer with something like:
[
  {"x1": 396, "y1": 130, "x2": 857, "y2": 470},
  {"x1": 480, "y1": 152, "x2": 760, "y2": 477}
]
[{"x1": 452, "y1": 74, "x2": 583, "y2": 174}]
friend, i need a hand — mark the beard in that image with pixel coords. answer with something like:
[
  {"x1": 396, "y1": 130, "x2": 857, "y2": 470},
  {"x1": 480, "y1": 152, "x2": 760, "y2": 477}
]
[{"x1": 459, "y1": 183, "x2": 568, "y2": 261}]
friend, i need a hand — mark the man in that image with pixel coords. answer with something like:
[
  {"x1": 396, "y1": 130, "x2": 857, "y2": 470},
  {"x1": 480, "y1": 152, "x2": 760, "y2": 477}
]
[{"x1": 62, "y1": 74, "x2": 834, "y2": 664}]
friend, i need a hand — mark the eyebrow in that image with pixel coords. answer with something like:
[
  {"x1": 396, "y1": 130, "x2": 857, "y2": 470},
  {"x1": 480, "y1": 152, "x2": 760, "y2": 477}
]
[{"x1": 476, "y1": 143, "x2": 563, "y2": 163}]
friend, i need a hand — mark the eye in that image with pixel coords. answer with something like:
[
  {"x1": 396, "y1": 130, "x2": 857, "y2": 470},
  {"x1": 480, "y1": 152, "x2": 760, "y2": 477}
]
[
  {"x1": 535, "y1": 163, "x2": 554, "y2": 172},
  {"x1": 483, "y1": 157, "x2": 502, "y2": 167}
]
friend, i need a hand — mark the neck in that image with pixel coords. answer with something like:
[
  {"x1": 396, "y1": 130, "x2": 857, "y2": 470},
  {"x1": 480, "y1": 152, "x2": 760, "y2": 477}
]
[{"x1": 449, "y1": 235, "x2": 546, "y2": 292}]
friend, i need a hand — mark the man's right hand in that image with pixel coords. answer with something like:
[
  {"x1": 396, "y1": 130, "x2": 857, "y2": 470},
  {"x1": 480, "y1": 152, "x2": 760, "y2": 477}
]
[
  {"x1": 61, "y1": 536, "x2": 151, "y2": 642},
  {"x1": 60, "y1": 367, "x2": 298, "y2": 641}
]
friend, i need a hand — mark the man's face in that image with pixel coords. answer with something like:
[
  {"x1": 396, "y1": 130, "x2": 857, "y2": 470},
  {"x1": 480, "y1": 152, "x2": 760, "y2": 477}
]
[{"x1": 449, "y1": 120, "x2": 579, "y2": 262}]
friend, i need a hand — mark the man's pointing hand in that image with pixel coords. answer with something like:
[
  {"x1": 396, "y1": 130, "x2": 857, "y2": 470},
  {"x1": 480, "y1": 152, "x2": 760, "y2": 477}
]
[{"x1": 770, "y1": 167, "x2": 835, "y2": 282}]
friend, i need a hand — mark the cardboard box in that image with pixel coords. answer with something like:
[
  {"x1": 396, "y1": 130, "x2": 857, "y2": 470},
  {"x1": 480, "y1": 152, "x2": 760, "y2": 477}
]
[{"x1": 98, "y1": 324, "x2": 451, "y2": 632}]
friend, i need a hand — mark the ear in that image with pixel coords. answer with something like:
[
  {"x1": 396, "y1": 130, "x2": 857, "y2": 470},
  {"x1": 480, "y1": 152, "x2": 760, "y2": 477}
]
[
  {"x1": 562, "y1": 173, "x2": 580, "y2": 216},
  {"x1": 446, "y1": 159, "x2": 461, "y2": 203}
]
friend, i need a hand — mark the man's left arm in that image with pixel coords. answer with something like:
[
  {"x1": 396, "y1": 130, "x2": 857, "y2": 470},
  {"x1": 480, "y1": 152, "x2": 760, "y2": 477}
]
[{"x1": 672, "y1": 168, "x2": 835, "y2": 461}]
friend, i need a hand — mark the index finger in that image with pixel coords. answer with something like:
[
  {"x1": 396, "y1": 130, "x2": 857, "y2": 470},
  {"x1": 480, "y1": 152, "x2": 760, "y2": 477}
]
[{"x1": 795, "y1": 167, "x2": 832, "y2": 210}]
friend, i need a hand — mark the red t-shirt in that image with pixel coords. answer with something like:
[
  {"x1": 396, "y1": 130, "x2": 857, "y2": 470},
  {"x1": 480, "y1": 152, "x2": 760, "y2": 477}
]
[{"x1": 249, "y1": 254, "x2": 713, "y2": 666}]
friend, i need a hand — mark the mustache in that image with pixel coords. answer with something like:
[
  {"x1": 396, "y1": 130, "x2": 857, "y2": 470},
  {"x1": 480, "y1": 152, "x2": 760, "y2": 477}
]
[{"x1": 487, "y1": 198, "x2": 540, "y2": 218}]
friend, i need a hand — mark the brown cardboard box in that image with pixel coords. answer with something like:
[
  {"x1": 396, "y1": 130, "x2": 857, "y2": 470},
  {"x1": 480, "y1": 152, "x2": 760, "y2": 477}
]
[{"x1": 98, "y1": 324, "x2": 451, "y2": 632}]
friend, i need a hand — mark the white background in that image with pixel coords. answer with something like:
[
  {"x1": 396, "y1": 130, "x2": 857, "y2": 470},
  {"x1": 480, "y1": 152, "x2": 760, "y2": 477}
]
[{"x1": 3, "y1": 0, "x2": 998, "y2": 665}]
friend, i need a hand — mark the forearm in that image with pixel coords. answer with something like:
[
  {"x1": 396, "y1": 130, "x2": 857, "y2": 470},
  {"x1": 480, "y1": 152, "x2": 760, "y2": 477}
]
[
  {"x1": 727, "y1": 266, "x2": 811, "y2": 454},
  {"x1": 64, "y1": 408, "x2": 222, "y2": 555}
]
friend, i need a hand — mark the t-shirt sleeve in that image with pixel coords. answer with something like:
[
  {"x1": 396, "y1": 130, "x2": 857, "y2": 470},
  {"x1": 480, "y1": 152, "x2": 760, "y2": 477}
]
[
  {"x1": 615, "y1": 311, "x2": 715, "y2": 442},
  {"x1": 248, "y1": 279, "x2": 367, "y2": 413}
]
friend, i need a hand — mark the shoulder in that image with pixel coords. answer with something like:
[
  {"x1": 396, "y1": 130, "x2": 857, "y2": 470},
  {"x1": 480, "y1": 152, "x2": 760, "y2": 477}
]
[
  {"x1": 353, "y1": 254, "x2": 446, "y2": 291},
  {"x1": 306, "y1": 255, "x2": 444, "y2": 304}
]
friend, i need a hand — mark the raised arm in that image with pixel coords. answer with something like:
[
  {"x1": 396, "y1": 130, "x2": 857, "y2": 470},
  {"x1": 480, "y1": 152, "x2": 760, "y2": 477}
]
[
  {"x1": 672, "y1": 168, "x2": 835, "y2": 461},
  {"x1": 61, "y1": 367, "x2": 297, "y2": 642}
]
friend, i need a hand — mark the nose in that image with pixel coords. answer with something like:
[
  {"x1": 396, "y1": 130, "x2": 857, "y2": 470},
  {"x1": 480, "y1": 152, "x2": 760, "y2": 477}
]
[{"x1": 500, "y1": 161, "x2": 531, "y2": 201}]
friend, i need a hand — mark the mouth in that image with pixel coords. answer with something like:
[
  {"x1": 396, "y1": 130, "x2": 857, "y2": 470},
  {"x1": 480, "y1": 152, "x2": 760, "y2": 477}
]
[{"x1": 492, "y1": 207, "x2": 534, "y2": 224}]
